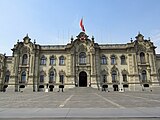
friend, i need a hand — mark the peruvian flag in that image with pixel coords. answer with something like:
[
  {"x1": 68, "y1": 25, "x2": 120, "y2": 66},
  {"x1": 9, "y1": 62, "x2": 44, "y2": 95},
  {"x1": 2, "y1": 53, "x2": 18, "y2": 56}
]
[{"x1": 80, "y1": 18, "x2": 85, "y2": 32}]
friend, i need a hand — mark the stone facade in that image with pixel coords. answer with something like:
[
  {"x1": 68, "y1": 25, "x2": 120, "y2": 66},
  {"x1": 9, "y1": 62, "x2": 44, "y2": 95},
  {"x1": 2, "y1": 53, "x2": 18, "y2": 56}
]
[{"x1": 0, "y1": 32, "x2": 160, "y2": 92}]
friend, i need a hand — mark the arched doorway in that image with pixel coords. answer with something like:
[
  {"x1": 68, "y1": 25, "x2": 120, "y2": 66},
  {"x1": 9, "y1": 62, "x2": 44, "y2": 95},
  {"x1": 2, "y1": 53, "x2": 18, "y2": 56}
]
[{"x1": 79, "y1": 71, "x2": 87, "y2": 87}]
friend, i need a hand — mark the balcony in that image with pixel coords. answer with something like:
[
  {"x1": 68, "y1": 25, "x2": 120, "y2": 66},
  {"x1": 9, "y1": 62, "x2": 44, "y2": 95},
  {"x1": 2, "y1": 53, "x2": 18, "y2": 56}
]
[
  {"x1": 138, "y1": 62, "x2": 149, "y2": 66},
  {"x1": 112, "y1": 80, "x2": 119, "y2": 84},
  {"x1": 141, "y1": 79, "x2": 150, "y2": 84},
  {"x1": 123, "y1": 80, "x2": 128, "y2": 84},
  {"x1": 49, "y1": 80, "x2": 55, "y2": 84},
  {"x1": 19, "y1": 81, "x2": 26, "y2": 84}
]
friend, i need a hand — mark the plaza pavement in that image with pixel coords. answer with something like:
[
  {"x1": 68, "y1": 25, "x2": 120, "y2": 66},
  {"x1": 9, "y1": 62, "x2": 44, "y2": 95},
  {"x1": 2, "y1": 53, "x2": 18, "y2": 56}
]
[{"x1": 0, "y1": 87, "x2": 160, "y2": 120}]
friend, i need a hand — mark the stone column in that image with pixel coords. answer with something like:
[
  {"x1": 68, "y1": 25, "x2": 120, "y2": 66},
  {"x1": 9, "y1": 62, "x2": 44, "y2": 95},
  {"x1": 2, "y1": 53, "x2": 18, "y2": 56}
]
[
  {"x1": 149, "y1": 54, "x2": 155, "y2": 73},
  {"x1": 33, "y1": 53, "x2": 36, "y2": 92},
  {"x1": 34, "y1": 51, "x2": 40, "y2": 92},
  {"x1": 14, "y1": 54, "x2": 20, "y2": 92}
]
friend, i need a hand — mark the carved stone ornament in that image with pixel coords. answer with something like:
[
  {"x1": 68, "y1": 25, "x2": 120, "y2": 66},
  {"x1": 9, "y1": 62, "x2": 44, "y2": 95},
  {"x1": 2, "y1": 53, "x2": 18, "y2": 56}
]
[
  {"x1": 111, "y1": 65, "x2": 119, "y2": 73},
  {"x1": 21, "y1": 46, "x2": 30, "y2": 54},
  {"x1": 121, "y1": 69, "x2": 128, "y2": 75},
  {"x1": 137, "y1": 44, "x2": 146, "y2": 52},
  {"x1": 23, "y1": 34, "x2": 31, "y2": 44},
  {"x1": 78, "y1": 44, "x2": 87, "y2": 52},
  {"x1": 77, "y1": 32, "x2": 88, "y2": 42},
  {"x1": 59, "y1": 70, "x2": 66, "y2": 75}
]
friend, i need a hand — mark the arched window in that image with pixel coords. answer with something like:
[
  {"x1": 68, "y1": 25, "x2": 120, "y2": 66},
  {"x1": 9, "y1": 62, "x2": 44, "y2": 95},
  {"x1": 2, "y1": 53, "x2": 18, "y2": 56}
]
[
  {"x1": 22, "y1": 54, "x2": 28, "y2": 65},
  {"x1": 50, "y1": 56, "x2": 56, "y2": 65},
  {"x1": 112, "y1": 70, "x2": 117, "y2": 82},
  {"x1": 5, "y1": 70, "x2": 10, "y2": 83},
  {"x1": 21, "y1": 71, "x2": 26, "y2": 83},
  {"x1": 142, "y1": 70, "x2": 147, "y2": 82},
  {"x1": 140, "y1": 52, "x2": 145, "y2": 64},
  {"x1": 79, "y1": 52, "x2": 86, "y2": 64},
  {"x1": 49, "y1": 71, "x2": 54, "y2": 83},
  {"x1": 59, "y1": 56, "x2": 65, "y2": 65},
  {"x1": 122, "y1": 74, "x2": 127, "y2": 82},
  {"x1": 158, "y1": 69, "x2": 160, "y2": 80},
  {"x1": 101, "y1": 55, "x2": 107, "y2": 64},
  {"x1": 40, "y1": 71, "x2": 45, "y2": 83},
  {"x1": 0, "y1": 69, "x2": 1, "y2": 78},
  {"x1": 40, "y1": 55, "x2": 46, "y2": 65},
  {"x1": 102, "y1": 75, "x2": 107, "y2": 83},
  {"x1": 121, "y1": 55, "x2": 126, "y2": 65},
  {"x1": 111, "y1": 55, "x2": 116, "y2": 65},
  {"x1": 59, "y1": 74, "x2": 64, "y2": 84}
]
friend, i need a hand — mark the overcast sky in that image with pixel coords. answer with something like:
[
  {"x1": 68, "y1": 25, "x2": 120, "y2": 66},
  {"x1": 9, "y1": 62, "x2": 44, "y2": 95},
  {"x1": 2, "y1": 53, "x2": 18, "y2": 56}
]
[{"x1": 0, "y1": 0, "x2": 160, "y2": 55}]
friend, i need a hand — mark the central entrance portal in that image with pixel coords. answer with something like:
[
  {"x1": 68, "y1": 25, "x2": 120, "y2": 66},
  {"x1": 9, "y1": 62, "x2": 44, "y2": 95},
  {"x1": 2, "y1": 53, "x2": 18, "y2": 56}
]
[{"x1": 79, "y1": 71, "x2": 87, "y2": 87}]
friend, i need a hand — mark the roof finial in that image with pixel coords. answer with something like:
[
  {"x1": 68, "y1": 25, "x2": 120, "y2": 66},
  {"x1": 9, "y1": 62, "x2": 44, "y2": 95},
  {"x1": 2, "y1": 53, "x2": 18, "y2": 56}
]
[
  {"x1": 148, "y1": 37, "x2": 150, "y2": 41},
  {"x1": 135, "y1": 31, "x2": 144, "y2": 41},
  {"x1": 34, "y1": 39, "x2": 36, "y2": 44},
  {"x1": 71, "y1": 35, "x2": 73, "y2": 43},
  {"x1": 23, "y1": 33, "x2": 31, "y2": 43},
  {"x1": 92, "y1": 36, "x2": 95, "y2": 41}
]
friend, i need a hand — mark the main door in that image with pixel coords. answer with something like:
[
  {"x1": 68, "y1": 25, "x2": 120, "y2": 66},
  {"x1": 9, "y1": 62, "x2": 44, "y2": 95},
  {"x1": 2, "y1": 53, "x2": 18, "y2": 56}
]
[{"x1": 79, "y1": 71, "x2": 87, "y2": 87}]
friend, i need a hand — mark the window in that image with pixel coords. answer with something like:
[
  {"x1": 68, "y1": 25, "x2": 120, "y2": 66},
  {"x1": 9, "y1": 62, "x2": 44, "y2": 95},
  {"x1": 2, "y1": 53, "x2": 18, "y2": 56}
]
[
  {"x1": 22, "y1": 54, "x2": 28, "y2": 65},
  {"x1": 111, "y1": 55, "x2": 116, "y2": 65},
  {"x1": 102, "y1": 75, "x2": 107, "y2": 83},
  {"x1": 112, "y1": 70, "x2": 117, "y2": 82},
  {"x1": 140, "y1": 52, "x2": 145, "y2": 64},
  {"x1": 59, "y1": 75, "x2": 64, "y2": 84},
  {"x1": 121, "y1": 55, "x2": 126, "y2": 65},
  {"x1": 101, "y1": 55, "x2": 107, "y2": 64},
  {"x1": 49, "y1": 71, "x2": 54, "y2": 83},
  {"x1": 5, "y1": 71, "x2": 10, "y2": 83},
  {"x1": 59, "y1": 56, "x2": 65, "y2": 65},
  {"x1": 0, "y1": 69, "x2": 1, "y2": 78},
  {"x1": 21, "y1": 71, "x2": 26, "y2": 83},
  {"x1": 40, "y1": 71, "x2": 45, "y2": 83},
  {"x1": 158, "y1": 69, "x2": 160, "y2": 80},
  {"x1": 40, "y1": 56, "x2": 46, "y2": 65},
  {"x1": 142, "y1": 70, "x2": 147, "y2": 82},
  {"x1": 79, "y1": 52, "x2": 86, "y2": 64},
  {"x1": 50, "y1": 56, "x2": 56, "y2": 65},
  {"x1": 122, "y1": 74, "x2": 127, "y2": 82}
]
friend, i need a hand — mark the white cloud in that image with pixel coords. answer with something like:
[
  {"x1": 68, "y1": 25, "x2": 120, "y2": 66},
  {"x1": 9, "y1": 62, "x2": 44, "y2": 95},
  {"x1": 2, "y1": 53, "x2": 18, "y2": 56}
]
[
  {"x1": 150, "y1": 31, "x2": 160, "y2": 42},
  {"x1": 149, "y1": 30, "x2": 160, "y2": 54}
]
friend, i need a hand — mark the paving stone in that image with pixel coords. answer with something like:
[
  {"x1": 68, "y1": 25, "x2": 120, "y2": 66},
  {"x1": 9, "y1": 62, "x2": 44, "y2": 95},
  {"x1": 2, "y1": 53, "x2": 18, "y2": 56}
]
[{"x1": 0, "y1": 87, "x2": 160, "y2": 119}]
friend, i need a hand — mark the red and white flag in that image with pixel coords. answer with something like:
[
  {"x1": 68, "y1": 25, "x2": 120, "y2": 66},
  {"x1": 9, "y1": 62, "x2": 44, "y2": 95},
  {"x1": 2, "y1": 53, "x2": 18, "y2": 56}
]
[{"x1": 80, "y1": 18, "x2": 85, "y2": 32}]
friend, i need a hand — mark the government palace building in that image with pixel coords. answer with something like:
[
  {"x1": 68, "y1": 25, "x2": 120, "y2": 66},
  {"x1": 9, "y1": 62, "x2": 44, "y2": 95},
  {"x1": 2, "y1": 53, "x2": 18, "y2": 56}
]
[{"x1": 0, "y1": 32, "x2": 160, "y2": 92}]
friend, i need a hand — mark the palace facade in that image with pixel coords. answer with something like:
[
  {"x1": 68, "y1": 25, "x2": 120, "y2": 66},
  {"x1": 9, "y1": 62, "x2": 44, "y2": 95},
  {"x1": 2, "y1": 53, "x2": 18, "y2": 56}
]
[{"x1": 0, "y1": 32, "x2": 160, "y2": 92}]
